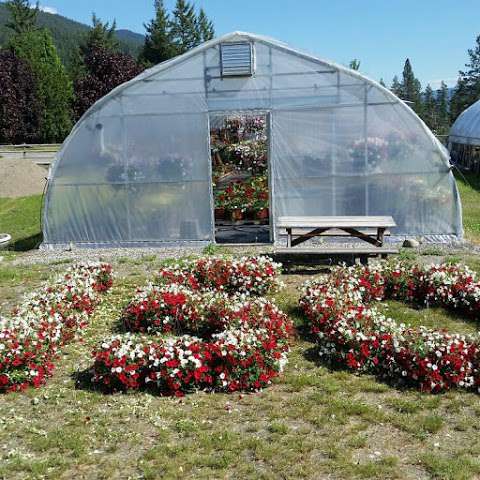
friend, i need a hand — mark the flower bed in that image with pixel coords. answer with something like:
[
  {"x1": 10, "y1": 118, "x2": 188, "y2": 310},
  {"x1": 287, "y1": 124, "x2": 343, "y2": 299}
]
[
  {"x1": 0, "y1": 263, "x2": 113, "y2": 392},
  {"x1": 93, "y1": 256, "x2": 292, "y2": 396},
  {"x1": 299, "y1": 261, "x2": 480, "y2": 393},
  {"x1": 156, "y1": 255, "x2": 283, "y2": 296}
]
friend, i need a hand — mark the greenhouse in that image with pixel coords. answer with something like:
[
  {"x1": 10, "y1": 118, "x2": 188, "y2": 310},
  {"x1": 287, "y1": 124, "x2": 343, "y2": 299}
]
[
  {"x1": 449, "y1": 99, "x2": 480, "y2": 173},
  {"x1": 43, "y1": 31, "x2": 463, "y2": 248}
]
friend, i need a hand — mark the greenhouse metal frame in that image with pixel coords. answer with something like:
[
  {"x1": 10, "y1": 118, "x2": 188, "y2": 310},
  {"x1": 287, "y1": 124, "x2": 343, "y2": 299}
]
[{"x1": 43, "y1": 32, "x2": 463, "y2": 248}]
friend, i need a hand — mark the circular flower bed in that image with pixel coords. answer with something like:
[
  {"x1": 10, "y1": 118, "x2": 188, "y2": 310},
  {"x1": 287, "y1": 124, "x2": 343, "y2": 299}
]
[
  {"x1": 299, "y1": 261, "x2": 480, "y2": 393},
  {"x1": 92, "y1": 256, "x2": 293, "y2": 396},
  {"x1": 0, "y1": 263, "x2": 113, "y2": 392}
]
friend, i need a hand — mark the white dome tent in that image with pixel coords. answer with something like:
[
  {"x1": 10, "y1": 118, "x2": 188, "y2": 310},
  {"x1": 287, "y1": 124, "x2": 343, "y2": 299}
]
[
  {"x1": 43, "y1": 32, "x2": 463, "y2": 248},
  {"x1": 449, "y1": 99, "x2": 480, "y2": 172}
]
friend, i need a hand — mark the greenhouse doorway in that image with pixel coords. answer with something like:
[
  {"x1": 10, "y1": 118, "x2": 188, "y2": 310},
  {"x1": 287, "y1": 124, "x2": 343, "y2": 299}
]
[{"x1": 210, "y1": 112, "x2": 272, "y2": 244}]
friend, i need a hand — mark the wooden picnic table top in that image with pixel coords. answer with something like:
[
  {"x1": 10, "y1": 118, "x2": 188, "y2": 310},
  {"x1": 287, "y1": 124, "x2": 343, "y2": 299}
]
[{"x1": 277, "y1": 216, "x2": 396, "y2": 229}]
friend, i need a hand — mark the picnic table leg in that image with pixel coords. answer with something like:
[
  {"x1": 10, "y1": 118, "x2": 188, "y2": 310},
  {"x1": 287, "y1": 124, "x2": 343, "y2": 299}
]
[
  {"x1": 377, "y1": 227, "x2": 386, "y2": 258},
  {"x1": 287, "y1": 228, "x2": 292, "y2": 248},
  {"x1": 377, "y1": 227, "x2": 385, "y2": 246}
]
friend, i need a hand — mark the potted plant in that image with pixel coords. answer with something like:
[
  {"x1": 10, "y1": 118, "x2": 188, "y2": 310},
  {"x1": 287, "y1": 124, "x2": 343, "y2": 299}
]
[{"x1": 214, "y1": 191, "x2": 227, "y2": 220}]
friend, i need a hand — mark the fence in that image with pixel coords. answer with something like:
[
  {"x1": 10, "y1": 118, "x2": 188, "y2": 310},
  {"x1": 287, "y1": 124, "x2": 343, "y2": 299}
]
[{"x1": 0, "y1": 144, "x2": 61, "y2": 166}]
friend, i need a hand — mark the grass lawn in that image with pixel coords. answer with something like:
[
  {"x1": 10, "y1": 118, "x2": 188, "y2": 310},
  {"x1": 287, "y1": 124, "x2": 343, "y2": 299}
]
[
  {"x1": 0, "y1": 195, "x2": 43, "y2": 250},
  {"x1": 0, "y1": 172, "x2": 480, "y2": 478},
  {"x1": 2, "y1": 254, "x2": 480, "y2": 479},
  {"x1": 455, "y1": 172, "x2": 480, "y2": 243}
]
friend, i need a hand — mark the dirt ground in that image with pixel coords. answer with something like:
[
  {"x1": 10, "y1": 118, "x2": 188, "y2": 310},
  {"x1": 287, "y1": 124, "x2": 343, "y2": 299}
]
[{"x1": 0, "y1": 159, "x2": 48, "y2": 198}]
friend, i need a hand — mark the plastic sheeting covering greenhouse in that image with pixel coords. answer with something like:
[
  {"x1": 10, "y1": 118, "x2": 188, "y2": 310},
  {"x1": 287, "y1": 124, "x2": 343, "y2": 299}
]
[
  {"x1": 43, "y1": 32, "x2": 463, "y2": 247},
  {"x1": 450, "y1": 99, "x2": 480, "y2": 146}
]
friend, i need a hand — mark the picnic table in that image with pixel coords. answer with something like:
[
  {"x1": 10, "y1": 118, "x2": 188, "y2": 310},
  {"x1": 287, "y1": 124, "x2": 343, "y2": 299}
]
[{"x1": 275, "y1": 216, "x2": 398, "y2": 261}]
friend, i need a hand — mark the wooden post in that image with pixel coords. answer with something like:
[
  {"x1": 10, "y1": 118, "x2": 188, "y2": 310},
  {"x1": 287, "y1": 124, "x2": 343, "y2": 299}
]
[
  {"x1": 377, "y1": 227, "x2": 385, "y2": 247},
  {"x1": 286, "y1": 228, "x2": 292, "y2": 248}
]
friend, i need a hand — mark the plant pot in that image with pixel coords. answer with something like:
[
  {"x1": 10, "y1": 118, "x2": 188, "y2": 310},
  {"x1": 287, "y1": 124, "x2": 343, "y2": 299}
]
[
  {"x1": 231, "y1": 209, "x2": 244, "y2": 222},
  {"x1": 255, "y1": 208, "x2": 269, "y2": 221},
  {"x1": 215, "y1": 207, "x2": 225, "y2": 220}
]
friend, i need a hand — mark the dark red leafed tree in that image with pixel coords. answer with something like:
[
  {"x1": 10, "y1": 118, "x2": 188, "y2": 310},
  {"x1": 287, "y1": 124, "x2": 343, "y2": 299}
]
[
  {"x1": 0, "y1": 50, "x2": 40, "y2": 143},
  {"x1": 73, "y1": 47, "x2": 144, "y2": 120},
  {"x1": 0, "y1": 50, "x2": 41, "y2": 144}
]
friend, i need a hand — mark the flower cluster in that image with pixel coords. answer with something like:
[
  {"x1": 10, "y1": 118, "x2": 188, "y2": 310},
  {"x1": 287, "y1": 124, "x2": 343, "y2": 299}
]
[
  {"x1": 349, "y1": 136, "x2": 388, "y2": 170},
  {"x1": 0, "y1": 263, "x2": 113, "y2": 392},
  {"x1": 215, "y1": 176, "x2": 269, "y2": 217},
  {"x1": 157, "y1": 256, "x2": 283, "y2": 296},
  {"x1": 299, "y1": 261, "x2": 480, "y2": 393},
  {"x1": 93, "y1": 256, "x2": 292, "y2": 396}
]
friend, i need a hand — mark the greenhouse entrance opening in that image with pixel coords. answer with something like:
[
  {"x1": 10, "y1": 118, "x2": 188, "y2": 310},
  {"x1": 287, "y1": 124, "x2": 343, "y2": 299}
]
[{"x1": 210, "y1": 112, "x2": 272, "y2": 244}]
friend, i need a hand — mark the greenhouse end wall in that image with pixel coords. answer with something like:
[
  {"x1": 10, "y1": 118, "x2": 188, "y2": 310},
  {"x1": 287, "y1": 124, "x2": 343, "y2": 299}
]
[{"x1": 43, "y1": 32, "x2": 463, "y2": 248}]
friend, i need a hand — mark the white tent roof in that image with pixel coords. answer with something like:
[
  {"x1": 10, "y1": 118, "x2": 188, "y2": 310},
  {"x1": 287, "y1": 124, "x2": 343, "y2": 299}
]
[{"x1": 450, "y1": 99, "x2": 480, "y2": 146}]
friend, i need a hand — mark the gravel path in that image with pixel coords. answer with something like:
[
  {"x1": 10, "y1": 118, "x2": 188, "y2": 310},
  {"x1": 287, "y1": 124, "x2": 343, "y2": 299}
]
[
  {"x1": 3, "y1": 239, "x2": 477, "y2": 267},
  {"x1": 6, "y1": 244, "x2": 272, "y2": 266}
]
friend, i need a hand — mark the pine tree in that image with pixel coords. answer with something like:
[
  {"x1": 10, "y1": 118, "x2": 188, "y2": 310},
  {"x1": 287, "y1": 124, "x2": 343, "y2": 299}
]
[
  {"x1": 70, "y1": 14, "x2": 120, "y2": 81},
  {"x1": 349, "y1": 59, "x2": 360, "y2": 71},
  {"x1": 11, "y1": 29, "x2": 73, "y2": 142},
  {"x1": 391, "y1": 75, "x2": 403, "y2": 97},
  {"x1": 5, "y1": 0, "x2": 38, "y2": 34},
  {"x1": 436, "y1": 81, "x2": 450, "y2": 135},
  {"x1": 450, "y1": 35, "x2": 480, "y2": 121},
  {"x1": 80, "y1": 13, "x2": 119, "y2": 56},
  {"x1": 196, "y1": 8, "x2": 214, "y2": 42},
  {"x1": 402, "y1": 58, "x2": 422, "y2": 114},
  {"x1": 379, "y1": 78, "x2": 386, "y2": 87},
  {"x1": 422, "y1": 84, "x2": 437, "y2": 131},
  {"x1": 141, "y1": 0, "x2": 175, "y2": 65},
  {"x1": 170, "y1": 0, "x2": 199, "y2": 54}
]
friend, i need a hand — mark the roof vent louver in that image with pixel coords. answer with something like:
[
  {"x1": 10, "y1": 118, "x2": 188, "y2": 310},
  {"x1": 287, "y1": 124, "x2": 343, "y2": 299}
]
[{"x1": 220, "y1": 42, "x2": 254, "y2": 77}]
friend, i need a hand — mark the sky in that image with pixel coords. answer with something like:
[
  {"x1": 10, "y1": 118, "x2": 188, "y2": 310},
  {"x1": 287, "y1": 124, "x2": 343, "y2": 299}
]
[{"x1": 35, "y1": 0, "x2": 480, "y2": 89}]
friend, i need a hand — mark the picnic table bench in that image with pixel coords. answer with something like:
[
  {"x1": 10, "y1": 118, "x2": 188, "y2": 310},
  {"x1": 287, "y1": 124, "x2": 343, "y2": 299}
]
[{"x1": 275, "y1": 216, "x2": 398, "y2": 261}]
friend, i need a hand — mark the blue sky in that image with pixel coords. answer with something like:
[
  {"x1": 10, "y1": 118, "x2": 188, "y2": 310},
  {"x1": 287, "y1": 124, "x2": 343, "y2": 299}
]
[{"x1": 36, "y1": 0, "x2": 480, "y2": 89}]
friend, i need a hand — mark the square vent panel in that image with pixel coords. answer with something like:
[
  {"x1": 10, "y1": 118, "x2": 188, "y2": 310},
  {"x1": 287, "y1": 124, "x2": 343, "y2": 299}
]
[{"x1": 220, "y1": 42, "x2": 254, "y2": 77}]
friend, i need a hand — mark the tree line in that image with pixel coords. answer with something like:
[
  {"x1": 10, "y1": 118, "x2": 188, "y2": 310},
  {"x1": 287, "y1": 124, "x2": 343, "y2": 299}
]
[
  {"x1": 0, "y1": 0, "x2": 214, "y2": 144},
  {"x1": 376, "y1": 36, "x2": 480, "y2": 137},
  {"x1": 2, "y1": 0, "x2": 480, "y2": 144}
]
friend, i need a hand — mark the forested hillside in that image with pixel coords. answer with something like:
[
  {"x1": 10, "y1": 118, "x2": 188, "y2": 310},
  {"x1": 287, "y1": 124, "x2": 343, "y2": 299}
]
[{"x1": 0, "y1": 2, "x2": 144, "y2": 68}]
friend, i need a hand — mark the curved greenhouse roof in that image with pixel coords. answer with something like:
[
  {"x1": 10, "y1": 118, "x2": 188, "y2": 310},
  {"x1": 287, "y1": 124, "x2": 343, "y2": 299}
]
[
  {"x1": 43, "y1": 31, "x2": 463, "y2": 247},
  {"x1": 450, "y1": 99, "x2": 480, "y2": 146}
]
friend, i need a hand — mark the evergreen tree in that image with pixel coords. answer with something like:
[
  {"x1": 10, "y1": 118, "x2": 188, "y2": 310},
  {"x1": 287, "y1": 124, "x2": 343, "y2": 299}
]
[
  {"x1": 11, "y1": 29, "x2": 73, "y2": 142},
  {"x1": 80, "y1": 13, "x2": 119, "y2": 56},
  {"x1": 0, "y1": 50, "x2": 41, "y2": 143},
  {"x1": 379, "y1": 78, "x2": 386, "y2": 87},
  {"x1": 141, "y1": 0, "x2": 175, "y2": 65},
  {"x1": 436, "y1": 81, "x2": 450, "y2": 135},
  {"x1": 450, "y1": 35, "x2": 480, "y2": 121},
  {"x1": 422, "y1": 84, "x2": 437, "y2": 131},
  {"x1": 401, "y1": 58, "x2": 422, "y2": 113},
  {"x1": 196, "y1": 8, "x2": 214, "y2": 42},
  {"x1": 170, "y1": 0, "x2": 199, "y2": 54},
  {"x1": 71, "y1": 14, "x2": 120, "y2": 80},
  {"x1": 390, "y1": 75, "x2": 403, "y2": 97},
  {"x1": 348, "y1": 59, "x2": 360, "y2": 71},
  {"x1": 5, "y1": 0, "x2": 38, "y2": 34}
]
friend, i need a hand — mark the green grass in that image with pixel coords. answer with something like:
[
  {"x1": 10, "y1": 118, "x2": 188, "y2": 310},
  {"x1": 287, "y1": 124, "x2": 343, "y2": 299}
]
[
  {"x1": 455, "y1": 172, "x2": 480, "y2": 243},
  {"x1": 2, "y1": 255, "x2": 480, "y2": 479},
  {"x1": 0, "y1": 195, "x2": 43, "y2": 250}
]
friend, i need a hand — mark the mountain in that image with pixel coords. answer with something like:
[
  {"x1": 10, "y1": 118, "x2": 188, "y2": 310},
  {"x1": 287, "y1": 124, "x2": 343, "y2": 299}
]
[{"x1": 0, "y1": 2, "x2": 144, "y2": 69}]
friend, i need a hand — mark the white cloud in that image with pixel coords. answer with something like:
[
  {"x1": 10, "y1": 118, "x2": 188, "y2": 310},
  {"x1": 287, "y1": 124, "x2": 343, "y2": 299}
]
[{"x1": 38, "y1": 5, "x2": 58, "y2": 15}]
